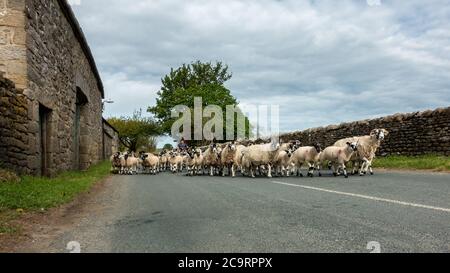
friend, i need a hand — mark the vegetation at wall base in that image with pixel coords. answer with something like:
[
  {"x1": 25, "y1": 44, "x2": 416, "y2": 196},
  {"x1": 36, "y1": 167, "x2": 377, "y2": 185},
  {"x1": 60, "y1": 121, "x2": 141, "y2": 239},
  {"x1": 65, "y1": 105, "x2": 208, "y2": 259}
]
[
  {"x1": 0, "y1": 161, "x2": 111, "y2": 216},
  {"x1": 373, "y1": 154, "x2": 450, "y2": 171}
]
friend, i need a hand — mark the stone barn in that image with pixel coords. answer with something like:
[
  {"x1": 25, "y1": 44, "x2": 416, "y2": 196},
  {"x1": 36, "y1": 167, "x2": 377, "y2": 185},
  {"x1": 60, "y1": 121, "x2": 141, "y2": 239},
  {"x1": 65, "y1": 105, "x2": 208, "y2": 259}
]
[{"x1": 0, "y1": 0, "x2": 119, "y2": 176}]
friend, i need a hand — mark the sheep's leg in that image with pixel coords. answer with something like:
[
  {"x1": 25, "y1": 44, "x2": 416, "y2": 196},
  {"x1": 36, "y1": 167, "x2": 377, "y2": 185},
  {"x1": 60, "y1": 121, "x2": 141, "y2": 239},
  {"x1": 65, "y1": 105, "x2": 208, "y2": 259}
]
[
  {"x1": 341, "y1": 162, "x2": 349, "y2": 178},
  {"x1": 332, "y1": 163, "x2": 338, "y2": 177},
  {"x1": 285, "y1": 166, "x2": 290, "y2": 177},
  {"x1": 307, "y1": 162, "x2": 315, "y2": 177},
  {"x1": 359, "y1": 158, "x2": 370, "y2": 176},
  {"x1": 267, "y1": 164, "x2": 273, "y2": 178},
  {"x1": 317, "y1": 163, "x2": 322, "y2": 177},
  {"x1": 231, "y1": 165, "x2": 236, "y2": 177}
]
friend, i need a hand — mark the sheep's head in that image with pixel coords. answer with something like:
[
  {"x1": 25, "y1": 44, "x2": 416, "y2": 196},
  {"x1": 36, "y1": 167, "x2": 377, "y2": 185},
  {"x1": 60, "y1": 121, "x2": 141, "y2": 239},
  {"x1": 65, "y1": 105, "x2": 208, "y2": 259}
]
[
  {"x1": 113, "y1": 152, "x2": 121, "y2": 160},
  {"x1": 140, "y1": 153, "x2": 149, "y2": 160},
  {"x1": 371, "y1": 129, "x2": 389, "y2": 141},
  {"x1": 346, "y1": 141, "x2": 359, "y2": 152},
  {"x1": 313, "y1": 143, "x2": 322, "y2": 153},
  {"x1": 210, "y1": 143, "x2": 218, "y2": 153},
  {"x1": 285, "y1": 149, "x2": 294, "y2": 158},
  {"x1": 227, "y1": 142, "x2": 236, "y2": 151}
]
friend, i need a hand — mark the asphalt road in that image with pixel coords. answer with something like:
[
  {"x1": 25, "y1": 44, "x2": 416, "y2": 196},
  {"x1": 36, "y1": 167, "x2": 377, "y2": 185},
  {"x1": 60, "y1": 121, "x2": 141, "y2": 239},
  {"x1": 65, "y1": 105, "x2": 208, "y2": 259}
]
[{"x1": 45, "y1": 170, "x2": 449, "y2": 253}]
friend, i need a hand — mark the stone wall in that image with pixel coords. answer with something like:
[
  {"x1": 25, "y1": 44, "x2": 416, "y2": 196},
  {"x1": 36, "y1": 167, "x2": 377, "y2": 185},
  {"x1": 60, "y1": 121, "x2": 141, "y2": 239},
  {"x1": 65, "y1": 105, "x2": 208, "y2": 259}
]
[
  {"x1": 0, "y1": 73, "x2": 31, "y2": 173},
  {"x1": 0, "y1": 0, "x2": 112, "y2": 176},
  {"x1": 0, "y1": 0, "x2": 27, "y2": 88},
  {"x1": 281, "y1": 107, "x2": 450, "y2": 156},
  {"x1": 103, "y1": 119, "x2": 120, "y2": 160}
]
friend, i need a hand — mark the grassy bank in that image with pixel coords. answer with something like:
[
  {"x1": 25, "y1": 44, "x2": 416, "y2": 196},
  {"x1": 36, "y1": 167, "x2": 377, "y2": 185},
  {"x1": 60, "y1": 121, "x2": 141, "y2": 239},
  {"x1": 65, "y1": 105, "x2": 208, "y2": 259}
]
[
  {"x1": 373, "y1": 154, "x2": 450, "y2": 172},
  {"x1": 0, "y1": 161, "x2": 111, "y2": 235}
]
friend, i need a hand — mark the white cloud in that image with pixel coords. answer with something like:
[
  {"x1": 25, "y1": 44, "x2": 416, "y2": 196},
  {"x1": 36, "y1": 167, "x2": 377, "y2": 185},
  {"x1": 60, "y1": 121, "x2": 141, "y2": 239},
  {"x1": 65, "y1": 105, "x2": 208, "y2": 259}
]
[{"x1": 72, "y1": 0, "x2": 450, "y2": 143}]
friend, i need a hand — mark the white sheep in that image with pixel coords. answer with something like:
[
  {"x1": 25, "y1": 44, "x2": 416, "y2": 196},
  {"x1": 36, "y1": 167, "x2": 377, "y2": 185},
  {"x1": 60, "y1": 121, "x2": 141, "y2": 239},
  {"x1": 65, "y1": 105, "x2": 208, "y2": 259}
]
[
  {"x1": 333, "y1": 129, "x2": 389, "y2": 175},
  {"x1": 168, "y1": 150, "x2": 183, "y2": 173},
  {"x1": 289, "y1": 143, "x2": 322, "y2": 177},
  {"x1": 141, "y1": 153, "x2": 160, "y2": 175},
  {"x1": 241, "y1": 141, "x2": 295, "y2": 178},
  {"x1": 194, "y1": 148, "x2": 205, "y2": 175},
  {"x1": 203, "y1": 143, "x2": 221, "y2": 176},
  {"x1": 121, "y1": 152, "x2": 139, "y2": 175},
  {"x1": 220, "y1": 142, "x2": 238, "y2": 177},
  {"x1": 318, "y1": 141, "x2": 359, "y2": 178}
]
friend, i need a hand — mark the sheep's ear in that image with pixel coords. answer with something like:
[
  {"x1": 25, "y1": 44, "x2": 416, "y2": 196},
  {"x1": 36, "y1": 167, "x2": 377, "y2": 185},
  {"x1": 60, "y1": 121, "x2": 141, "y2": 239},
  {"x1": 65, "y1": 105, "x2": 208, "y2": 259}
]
[{"x1": 346, "y1": 142, "x2": 351, "y2": 146}]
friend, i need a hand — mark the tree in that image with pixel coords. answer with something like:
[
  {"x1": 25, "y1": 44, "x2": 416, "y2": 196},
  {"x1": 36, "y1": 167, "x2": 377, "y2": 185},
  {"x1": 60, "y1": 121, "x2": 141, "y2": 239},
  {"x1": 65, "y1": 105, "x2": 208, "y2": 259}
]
[
  {"x1": 148, "y1": 61, "x2": 252, "y2": 144},
  {"x1": 162, "y1": 143, "x2": 174, "y2": 151},
  {"x1": 107, "y1": 110, "x2": 160, "y2": 152}
]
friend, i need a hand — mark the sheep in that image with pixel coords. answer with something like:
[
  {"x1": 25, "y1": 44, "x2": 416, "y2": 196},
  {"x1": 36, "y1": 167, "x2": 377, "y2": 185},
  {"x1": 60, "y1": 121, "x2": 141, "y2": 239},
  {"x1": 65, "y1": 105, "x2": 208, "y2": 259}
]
[
  {"x1": 168, "y1": 150, "x2": 183, "y2": 173},
  {"x1": 241, "y1": 140, "x2": 295, "y2": 178},
  {"x1": 193, "y1": 148, "x2": 205, "y2": 175},
  {"x1": 333, "y1": 129, "x2": 389, "y2": 175},
  {"x1": 140, "y1": 152, "x2": 160, "y2": 175},
  {"x1": 220, "y1": 142, "x2": 237, "y2": 177},
  {"x1": 273, "y1": 141, "x2": 301, "y2": 177},
  {"x1": 184, "y1": 149, "x2": 197, "y2": 176},
  {"x1": 318, "y1": 141, "x2": 359, "y2": 178},
  {"x1": 159, "y1": 150, "x2": 169, "y2": 172},
  {"x1": 233, "y1": 144, "x2": 248, "y2": 175},
  {"x1": 121, "y1": 152, "x2": 139, "y2": 175},
  {"x1": 203, "y1": 143, "x2": 221, "y2": 176},
  {"x1": 289, "y1": 143, "x2": 322, "y2": 177},
  {"x1": 110, "y1": 152, "x2": 122, "y2": 174}
]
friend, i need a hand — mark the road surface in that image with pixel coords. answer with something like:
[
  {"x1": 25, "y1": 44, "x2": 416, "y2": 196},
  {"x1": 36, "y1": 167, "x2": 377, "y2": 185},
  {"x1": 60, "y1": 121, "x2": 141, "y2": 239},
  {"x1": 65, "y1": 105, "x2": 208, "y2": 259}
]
[{"x1": 27, "y1": 170, "x2": 450, "y2": 253}]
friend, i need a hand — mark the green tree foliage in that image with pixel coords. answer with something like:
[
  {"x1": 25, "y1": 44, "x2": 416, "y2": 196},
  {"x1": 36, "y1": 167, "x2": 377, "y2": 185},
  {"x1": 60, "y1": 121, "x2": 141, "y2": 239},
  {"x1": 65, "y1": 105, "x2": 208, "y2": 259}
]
[
  {"x1": 148, "y1": 61, "x2": 252, "y2": 143},
  {"x1": 162, "y1": 143, "x2": 174, "y2": 151},
  {"x1": 107, "y1": 110, "x2": 160, "y2": 152}
]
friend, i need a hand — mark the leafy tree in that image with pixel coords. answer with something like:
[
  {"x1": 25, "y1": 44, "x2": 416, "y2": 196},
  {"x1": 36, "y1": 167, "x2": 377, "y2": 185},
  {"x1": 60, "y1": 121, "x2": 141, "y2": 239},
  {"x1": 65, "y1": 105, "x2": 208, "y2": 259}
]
[
  {"x1": 162, "y1": 143, "x2": 174, "y2": 151},
  {"x1": 108, "y1": 110, "x2": 160, "y2": 152},
  {"x1": 148, "y1": 61, "x2": 252, "y2": 143}
]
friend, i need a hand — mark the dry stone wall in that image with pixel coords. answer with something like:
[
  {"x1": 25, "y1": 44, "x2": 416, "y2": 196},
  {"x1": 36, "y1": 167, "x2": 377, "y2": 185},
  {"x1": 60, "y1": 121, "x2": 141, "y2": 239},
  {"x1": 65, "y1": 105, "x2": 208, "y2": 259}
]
[{"x1": 281, "y1": 107, "x2": 450, "y2": 156}]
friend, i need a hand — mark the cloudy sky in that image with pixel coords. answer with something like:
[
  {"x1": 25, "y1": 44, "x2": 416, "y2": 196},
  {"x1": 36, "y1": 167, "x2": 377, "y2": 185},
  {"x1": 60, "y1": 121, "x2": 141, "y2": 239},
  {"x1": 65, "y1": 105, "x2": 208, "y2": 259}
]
[{"x1": 71, "y1": 0, "x2": 450, "y2": 136}]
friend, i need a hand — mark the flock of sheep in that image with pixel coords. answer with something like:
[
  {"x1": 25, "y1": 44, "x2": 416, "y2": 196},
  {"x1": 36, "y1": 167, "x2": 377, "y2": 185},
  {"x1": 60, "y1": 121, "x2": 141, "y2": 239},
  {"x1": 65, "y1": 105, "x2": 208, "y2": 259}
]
[{"x1": 110, "y1": 129, "x2": 389, "y2": 179}]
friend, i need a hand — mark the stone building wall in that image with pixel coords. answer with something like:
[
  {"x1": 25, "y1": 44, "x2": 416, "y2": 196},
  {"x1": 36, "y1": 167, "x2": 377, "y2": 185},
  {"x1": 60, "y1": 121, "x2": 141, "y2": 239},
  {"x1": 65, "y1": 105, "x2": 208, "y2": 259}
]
[
  {"x1": 281, "y1": 107, "x2": 450, "y2": 156},
  {"x1": 103, "y1": 119, "x2": 120, "y2": 160},
  {"x1": 0, "y1": 0, "x2": 115, "y2": 176},
  {"x1": 0, "y1": 73, "x2": 31, "y2": 172},
  {"x1": 0, "y1": 0, "x2": 27, "y2": 88}
]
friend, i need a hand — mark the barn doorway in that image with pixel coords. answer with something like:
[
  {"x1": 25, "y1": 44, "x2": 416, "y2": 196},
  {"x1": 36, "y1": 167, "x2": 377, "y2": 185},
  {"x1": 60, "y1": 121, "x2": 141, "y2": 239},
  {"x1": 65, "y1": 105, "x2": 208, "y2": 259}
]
[
  {"x1": 74, "y1": 88, "x2": 88, "y2": 170},
  {"x1": 39, "y1": 104, "x2": 52, "y2": 176}
]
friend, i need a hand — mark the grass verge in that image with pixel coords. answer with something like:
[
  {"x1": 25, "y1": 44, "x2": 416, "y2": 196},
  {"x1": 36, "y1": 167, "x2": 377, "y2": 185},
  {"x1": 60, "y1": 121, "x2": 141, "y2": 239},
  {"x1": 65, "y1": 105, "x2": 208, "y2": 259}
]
[
  {"x1": 0, "y1": 161, "x2": 111, "y2": 235},
  {"x1": 373, "y1": 154, "x2": 450, "y2": 172}
]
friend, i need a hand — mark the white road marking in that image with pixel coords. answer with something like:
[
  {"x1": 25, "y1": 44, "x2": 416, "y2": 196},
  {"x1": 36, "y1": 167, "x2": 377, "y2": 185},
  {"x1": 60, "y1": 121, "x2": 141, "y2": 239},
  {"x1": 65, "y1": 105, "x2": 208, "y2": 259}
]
[{"x1": 271, "y1": 181, "x2": 450, "y2": 213}]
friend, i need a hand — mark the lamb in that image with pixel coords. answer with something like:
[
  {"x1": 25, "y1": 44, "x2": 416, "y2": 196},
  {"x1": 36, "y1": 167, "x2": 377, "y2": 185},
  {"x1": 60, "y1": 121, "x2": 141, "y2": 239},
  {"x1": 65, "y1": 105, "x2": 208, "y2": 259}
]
[
  {"x1": 168, "y1": 150, "x2": 183, "y2": 173},
  {"x1": 318, "y1": 141, "x2": 359, "y2": 178},
  {"x1": 140, "y1": 152, "x2": 160, "y2": 175},
  {"x1": 233, "y1": 144, "x2": 248, "y2": 175},
  {"x1": 184, "y1": 149, "x2": 197, "y2": 176},
  {"x1": 241, "y1": 140, "x2": 295, "y2": 178},
  {"x1": 220, "y1": 142, "x2": 237, "y2": 177},
  {"x1": 273, "y1": 141, "x2": 301, "y2": 177},
  {"x1": 203, "y1": 143, "x2": 221, "y2": 176},
  {"x1": 159, "y1": 150, "x2": 169, "y2": 172},
  {"x1": 193, "y1": 148, "x2": 204, "y2": 175},
  {"x1": 121, "y1": 152, "x2": 139, "y2": 175},
  {"x1": 289, "y1": 143, "x2": 322, "y2": 177},
  {"x1": 333, "y1": 129, "x2": 389, "y2": 175}
]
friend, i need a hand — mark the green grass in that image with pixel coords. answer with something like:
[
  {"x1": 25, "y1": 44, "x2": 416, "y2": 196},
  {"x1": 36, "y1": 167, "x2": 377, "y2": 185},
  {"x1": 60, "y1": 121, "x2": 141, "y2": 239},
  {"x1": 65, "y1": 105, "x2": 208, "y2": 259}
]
[
  {"x1": 373, "y1": 154, "x2": 450, "y2": 171},
  {"x1": 0, "y1": 161, "x2": 111, "y2": 235},
  {"x1": 0, "y1": 161, "x2": 111, "y2": 211}
]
